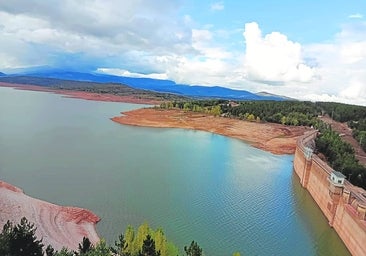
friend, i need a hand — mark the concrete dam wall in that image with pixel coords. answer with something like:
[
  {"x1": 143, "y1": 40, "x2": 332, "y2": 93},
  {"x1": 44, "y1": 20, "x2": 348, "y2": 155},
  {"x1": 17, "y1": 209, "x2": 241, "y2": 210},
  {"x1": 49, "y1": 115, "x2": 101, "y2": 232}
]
[{"x1": 293, "y1": 131, "x2": 366, "y2": 256}]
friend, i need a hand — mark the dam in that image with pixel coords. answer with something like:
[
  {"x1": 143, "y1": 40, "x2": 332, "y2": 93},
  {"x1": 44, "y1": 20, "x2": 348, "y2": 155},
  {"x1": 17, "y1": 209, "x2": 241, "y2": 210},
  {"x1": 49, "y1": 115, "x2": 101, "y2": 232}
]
[{"x1": 293, "y1": 131, "x2": 366, "y2": 256}]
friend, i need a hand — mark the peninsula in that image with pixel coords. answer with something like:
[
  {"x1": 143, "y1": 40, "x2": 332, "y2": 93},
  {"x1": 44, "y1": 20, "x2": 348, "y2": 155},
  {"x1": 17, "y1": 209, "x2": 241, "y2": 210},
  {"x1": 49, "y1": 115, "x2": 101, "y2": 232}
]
[{"x1": 112, "y1": 108, "x2": 309, "y2": 155}]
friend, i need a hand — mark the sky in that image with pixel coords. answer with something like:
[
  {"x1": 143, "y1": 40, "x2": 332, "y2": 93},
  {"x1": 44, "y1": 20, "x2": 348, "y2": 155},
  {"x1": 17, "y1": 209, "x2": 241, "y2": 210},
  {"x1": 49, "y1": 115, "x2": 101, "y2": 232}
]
[{"x1": 0, "y1": 0, "x2": 366, "y2": 105}]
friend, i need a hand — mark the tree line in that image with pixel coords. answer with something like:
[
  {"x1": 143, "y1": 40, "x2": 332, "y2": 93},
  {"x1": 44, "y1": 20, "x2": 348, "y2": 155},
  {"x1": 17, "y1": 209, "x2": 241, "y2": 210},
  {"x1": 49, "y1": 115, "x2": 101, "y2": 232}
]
[
  {"x1": 316, "y1": 102, "x2": 366, "y2": 152},
  {"x1": 0, "y1": 217, "x2": 242, "y2": 256},
  {"x1": 160, "y1": 100, "x2": 322, "y2": 126},
  {"x1": 315, "y1": 124, "x2": 366, "y2": 189}
]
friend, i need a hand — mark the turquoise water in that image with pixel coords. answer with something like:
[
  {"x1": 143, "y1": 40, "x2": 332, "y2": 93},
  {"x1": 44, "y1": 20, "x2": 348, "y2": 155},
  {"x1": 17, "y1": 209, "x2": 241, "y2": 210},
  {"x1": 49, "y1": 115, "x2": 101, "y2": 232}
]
[{"x1": 0, "y1": 87, "x2": 350, "y2": 255}]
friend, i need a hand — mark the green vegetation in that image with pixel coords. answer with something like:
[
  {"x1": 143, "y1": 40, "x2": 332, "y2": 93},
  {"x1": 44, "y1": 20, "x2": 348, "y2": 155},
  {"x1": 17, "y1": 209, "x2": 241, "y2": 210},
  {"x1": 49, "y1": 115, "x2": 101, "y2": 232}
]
[
  {"x1": 315, "y1": 102, "x2": 366, "y2": 122},
  {"x1": 315, "y1": 126, "x2": 366, "y2": 188},
  {"x1": 0, "y1": 217, "x2": 44, "y2": 256},
  {"x1": 350, "y1": 120, "x2": 366, "y2": 152},
  {"x1": 225, "y1": 101, "x2": 320, "y2": 126},
  {"x1": 0, "y1": 218, "x2": 243, "y2": 256},
  {"x1": 163, "y1": 100, "x2": 322, "y2": 125},
  {"x1": 316, "y1": 102, "x2": 366, "y2": 152},
  {"x1": 184, "y1": 241, "x2": 202, "y2": 256},
  {"x1": 165, "y1": 100, "x2": 225, "y2": 116}
]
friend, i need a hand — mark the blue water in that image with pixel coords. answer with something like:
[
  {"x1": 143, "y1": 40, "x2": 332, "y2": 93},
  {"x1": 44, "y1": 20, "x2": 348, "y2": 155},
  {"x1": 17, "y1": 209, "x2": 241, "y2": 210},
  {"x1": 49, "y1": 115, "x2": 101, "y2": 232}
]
[{"x1": 0, "y1": 87, "x2": 349, "y2": 255}]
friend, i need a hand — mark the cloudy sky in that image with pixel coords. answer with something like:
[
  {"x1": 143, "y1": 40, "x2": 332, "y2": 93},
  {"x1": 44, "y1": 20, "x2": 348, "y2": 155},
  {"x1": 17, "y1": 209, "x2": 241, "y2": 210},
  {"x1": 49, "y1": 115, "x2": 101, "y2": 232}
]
[{"x1": 1, "y1": 1, "x2": 366, "y2": 105}]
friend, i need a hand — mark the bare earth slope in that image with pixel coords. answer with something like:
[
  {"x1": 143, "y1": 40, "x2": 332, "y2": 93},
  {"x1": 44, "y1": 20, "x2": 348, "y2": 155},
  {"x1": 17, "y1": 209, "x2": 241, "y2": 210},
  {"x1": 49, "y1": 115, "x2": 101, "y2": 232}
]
[
  {"x1": 112, "y1": 108, "x2": 310, "y2": 155},
  {"x1": 0, "y1": 180, "x2": 100, "y2": 251},
  {"x1": 320, "y1": 116, "x2": 366, "y2": 166}
]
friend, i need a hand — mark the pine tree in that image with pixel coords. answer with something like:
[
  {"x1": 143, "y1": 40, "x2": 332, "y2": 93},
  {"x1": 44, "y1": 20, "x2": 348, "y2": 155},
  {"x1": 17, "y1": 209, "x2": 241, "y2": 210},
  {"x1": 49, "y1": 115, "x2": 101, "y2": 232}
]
[
  {"x1": 138, "y1": 234, "x2": 160, "y2": 256},
  {"x1": 184, "y1": 241, "x2": 202, "y2": 256},
  {"x1": 78, "y1": 237, "x2": 92, "y2": 254},
  {"x1": 2, "y1": 217, "x2": 44, "y2": 256}
]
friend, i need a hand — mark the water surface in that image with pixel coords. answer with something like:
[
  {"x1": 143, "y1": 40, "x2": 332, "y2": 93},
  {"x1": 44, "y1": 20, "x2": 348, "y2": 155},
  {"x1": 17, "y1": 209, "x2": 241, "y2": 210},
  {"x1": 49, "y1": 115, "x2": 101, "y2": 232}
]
[{"x1": 0, "y1": 87, "x2": 350, "y2": 255}]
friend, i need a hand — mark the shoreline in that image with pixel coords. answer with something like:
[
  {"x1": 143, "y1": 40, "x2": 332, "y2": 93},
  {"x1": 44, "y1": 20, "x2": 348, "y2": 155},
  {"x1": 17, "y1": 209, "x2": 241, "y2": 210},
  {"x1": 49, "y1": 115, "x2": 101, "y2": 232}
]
[
  {"x1": 0, "y1": 180, "x2": 100, "y2": 251},
  {"x1": 1, "y1": 81, "x2": 310, "y2": 154},
  {"x1": 0, "y1": 82, "x2": 160, "y2": 105},
  {"x1": 112, "y1": 108, "x2": 311, "y2": 155}
]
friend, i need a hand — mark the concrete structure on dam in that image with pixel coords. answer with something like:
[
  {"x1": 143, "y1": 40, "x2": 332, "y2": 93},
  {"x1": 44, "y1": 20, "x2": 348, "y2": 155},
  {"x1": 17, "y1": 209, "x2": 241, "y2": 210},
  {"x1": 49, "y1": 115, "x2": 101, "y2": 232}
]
[{"x1": 293, "y1": 131, "x2": 366, "y2": 256}]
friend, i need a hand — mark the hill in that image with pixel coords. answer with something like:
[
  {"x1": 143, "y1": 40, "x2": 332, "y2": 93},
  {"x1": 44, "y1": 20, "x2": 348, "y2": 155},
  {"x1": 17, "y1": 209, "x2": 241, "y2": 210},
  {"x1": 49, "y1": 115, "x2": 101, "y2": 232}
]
[{"x1": 10, "y1": 70, "x2": 285, "y2": 101}]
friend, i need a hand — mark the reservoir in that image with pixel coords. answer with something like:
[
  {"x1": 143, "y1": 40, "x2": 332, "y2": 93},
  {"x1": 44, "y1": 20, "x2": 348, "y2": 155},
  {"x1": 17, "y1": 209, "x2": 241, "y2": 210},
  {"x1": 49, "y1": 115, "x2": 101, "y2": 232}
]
[{"x1": 0, "y1": 87, "x2": 350, "y2": 255}]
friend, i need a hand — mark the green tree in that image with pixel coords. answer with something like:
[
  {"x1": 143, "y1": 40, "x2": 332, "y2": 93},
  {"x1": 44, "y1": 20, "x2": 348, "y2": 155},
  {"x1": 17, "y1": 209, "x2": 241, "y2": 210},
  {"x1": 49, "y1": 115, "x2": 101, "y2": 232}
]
[
  {"x1": 154, "y1": 228, "x2": 167, "y2": 256},
  {"x1": 281, "y1": 116, "x2": 287, "y2": 125},
  {"x1": 135, "y1": 222, "x2": 151, "y2": 254},
  {"x1": 79, "y1": 237, "x2": 92, "y2": 254},
  {"x1": 184, "y1": 241, "x2": 202, "y2": 256},
  {"x1": 247, "y1": 114, "x2": 255, "y2": 122},
  {"x1": 183, "y1": 102, "x2": 191, "y2": 111},
  {"x1": 112, "y1": 234, "x2": 130, "y2": 256},
  {"x1": 124, "y1": 225, "x2": 135, "y2": 255},
  {"x1": 210, "y1": 105, "x2": 222, "y2": 117},
  {"x1": 138, "y1": 234, "x2": 160, "y2": 256},
  {"x1": 46, "y1": 244, "x2": 56, "y2": 256},
  {"x1": 54, "y1": 248, "x2": 74, "y2": 256},
  {"x1": 0, "y1": 217, "x2": 44, "y2": 256},
  {"x1": 87, "y1": 239, "x2": 112, "y2": 256}
]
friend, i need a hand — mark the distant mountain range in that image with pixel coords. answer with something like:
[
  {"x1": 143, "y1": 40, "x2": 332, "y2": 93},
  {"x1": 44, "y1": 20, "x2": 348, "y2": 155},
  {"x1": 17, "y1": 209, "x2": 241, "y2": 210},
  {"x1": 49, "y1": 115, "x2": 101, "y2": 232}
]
[
  {"x1": 256, "y1": 91, "x2": 296, "y2": 101},
  {"x1": 0, "y1": 69, "x2": 289, "y2": 101}
]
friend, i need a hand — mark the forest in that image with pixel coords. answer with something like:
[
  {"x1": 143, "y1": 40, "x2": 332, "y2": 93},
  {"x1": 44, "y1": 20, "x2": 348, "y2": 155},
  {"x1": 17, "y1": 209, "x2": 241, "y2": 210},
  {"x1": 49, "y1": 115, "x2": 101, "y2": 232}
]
[
  {"x1": 316, "y1": 102, "x2": 366, "y2": 152},
  {"x1": 315, "y1": 124, "x2": 366, "y2": 188},
  {"x1": 0, "y1": 217, "x2": 241, "y2": 256},
  {"x1": 169, "y1": 100, "x2": 322, "y2": 126}
]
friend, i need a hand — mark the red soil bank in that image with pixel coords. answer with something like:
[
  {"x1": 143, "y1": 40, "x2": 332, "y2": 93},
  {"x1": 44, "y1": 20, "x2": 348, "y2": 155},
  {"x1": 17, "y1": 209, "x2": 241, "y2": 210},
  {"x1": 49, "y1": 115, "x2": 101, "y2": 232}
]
[
  {"x1": 0, "y1": 180, "x2": 100, "y2": 251},
  {"x1": 112, "y1": 108, "x2": 310, "y2": 155}
]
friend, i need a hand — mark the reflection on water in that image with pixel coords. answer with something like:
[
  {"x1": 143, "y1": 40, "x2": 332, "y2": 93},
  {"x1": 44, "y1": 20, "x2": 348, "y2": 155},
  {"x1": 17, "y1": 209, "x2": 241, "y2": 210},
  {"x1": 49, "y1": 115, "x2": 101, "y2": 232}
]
[
  {"x1": 0, "y1": 87, "x2": 350, "y2": 255},
  {"x1": 291, "y1": 174, "x2": 350, "y2": 256}
]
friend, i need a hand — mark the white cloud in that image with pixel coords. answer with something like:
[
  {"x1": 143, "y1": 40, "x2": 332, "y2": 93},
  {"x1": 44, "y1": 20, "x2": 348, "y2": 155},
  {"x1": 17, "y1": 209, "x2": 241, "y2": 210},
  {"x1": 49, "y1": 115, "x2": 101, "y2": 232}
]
[
  {"x1": 1, "y1": 2, "x2": 366, "y2": 106},
  {"x1": 243, "y1": 22, "x2": 315, "y2": 84},
  {"x1": 97, "y1": 68, "x2": 168, "y2": 80},
  {"x1": 297, "y1": 22, "x2": 366, "y2": 106},
  {"x1": 0, "y1": 1, "x2": 193, "y2": 68},
  {"x1": 348, "y1": 13, "x2": 363, "y2": 19},
  {"x1": 210, "y1": 2, "x2": 224, "y2": 11}
]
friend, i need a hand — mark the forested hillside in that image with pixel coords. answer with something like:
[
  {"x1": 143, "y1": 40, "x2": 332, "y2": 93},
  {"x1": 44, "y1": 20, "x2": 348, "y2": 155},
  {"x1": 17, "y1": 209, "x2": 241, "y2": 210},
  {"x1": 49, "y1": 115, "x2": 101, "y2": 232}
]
[
  {"x1": 316, "y1": 102, "x2": 366, "y2": 152},
  {"x1": 0, "y1": 76, "x2": 187, "y2": 102}
]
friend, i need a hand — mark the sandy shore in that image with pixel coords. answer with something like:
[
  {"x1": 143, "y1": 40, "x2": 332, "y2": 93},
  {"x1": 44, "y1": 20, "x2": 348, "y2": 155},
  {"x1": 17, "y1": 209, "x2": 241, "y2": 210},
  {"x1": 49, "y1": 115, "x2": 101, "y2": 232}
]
[
  {"x1": 112, "y1": 108, "x2": 310, "y2": 155},
  {"x1": 0, "y1": 82, "x2": 160, "y2": 105},
  {"x1": 0, "y1": 180, "x2": 100, "y2": 251}
]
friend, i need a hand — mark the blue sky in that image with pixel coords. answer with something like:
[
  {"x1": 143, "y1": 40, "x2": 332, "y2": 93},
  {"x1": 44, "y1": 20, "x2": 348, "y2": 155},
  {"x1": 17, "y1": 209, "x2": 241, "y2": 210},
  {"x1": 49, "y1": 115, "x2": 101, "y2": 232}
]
[{"x1": 0, "y1": 0, "x2": 365, "y2": 105}]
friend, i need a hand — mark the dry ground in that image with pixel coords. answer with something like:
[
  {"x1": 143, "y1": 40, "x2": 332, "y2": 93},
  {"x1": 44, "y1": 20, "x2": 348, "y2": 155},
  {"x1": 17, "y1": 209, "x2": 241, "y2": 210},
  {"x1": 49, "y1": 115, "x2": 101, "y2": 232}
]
[
  {"x1": 320, "y1": 116, "x2": 366, "y2": 166},
  {"x1": 112, "y1": 108, "x2": 311, "y2": 155}
]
